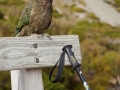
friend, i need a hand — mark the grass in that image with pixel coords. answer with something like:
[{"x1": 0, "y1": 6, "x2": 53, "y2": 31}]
[
  {"x1": 53, "y1": 9, "x2": 65, "y2": 18},
  {"x1": 68, "y1": 20, "x2": 120, "y2": 41},
  {"x1": 114, "y1": 0, "x2": 120, "y2": 6},
  {"x1": 87, "y1": 13, "x2": 99, "y2": 20},
  {"x1": 0, "y1": 0, "x2": 24, "y2": 5},
  {"x1": 70, "y1": 4, "x2": 85, "y2": 13}
]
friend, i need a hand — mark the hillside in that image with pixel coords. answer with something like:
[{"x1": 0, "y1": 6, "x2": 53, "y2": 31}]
[{"x1": 0, "y1": 0, "x2": 120, "y2": 90}]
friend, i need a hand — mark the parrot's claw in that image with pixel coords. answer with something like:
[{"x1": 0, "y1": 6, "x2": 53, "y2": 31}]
[
  {"x1": 41, "y1": 33, "x2": 52, "y2": 40},
  {"x1": 31, "y1": 33, "x2": 52, "y2": 40}
]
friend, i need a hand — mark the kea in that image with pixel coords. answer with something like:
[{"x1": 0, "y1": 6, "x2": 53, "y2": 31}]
[{"x1": 14, "y1": 0, "x2": 53, "y2": 38}]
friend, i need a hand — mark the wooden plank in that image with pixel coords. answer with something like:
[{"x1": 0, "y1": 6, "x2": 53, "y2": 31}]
[{"x1": 0, "y1": 35, "x2": 81, "y2": 71}]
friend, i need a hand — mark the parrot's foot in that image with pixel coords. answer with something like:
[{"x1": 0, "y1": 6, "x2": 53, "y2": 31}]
[
  {"x1": 30, "y1": 33, "x2": 51, "y2": 40},
  {"x1": 41, "y1": 33, "x2": 51, "y2": 40}
]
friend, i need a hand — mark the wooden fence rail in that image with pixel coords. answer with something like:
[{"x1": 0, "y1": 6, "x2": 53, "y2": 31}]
[{"x1": 0, "y1": 35, "x2": 81, "y2": 90}]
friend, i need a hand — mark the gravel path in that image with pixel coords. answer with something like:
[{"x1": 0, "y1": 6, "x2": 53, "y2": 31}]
[{"x1": 84, "y1": 0, "x2": 120, "y2": 26}]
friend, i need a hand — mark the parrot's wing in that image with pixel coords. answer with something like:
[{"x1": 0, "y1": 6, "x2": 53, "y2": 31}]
[
  {"x1": 44, "y1": 20, "x2": 52, "y2": 30},
  {"x1": 14, "y1": 0, "x2": 33, "y2": 36}
]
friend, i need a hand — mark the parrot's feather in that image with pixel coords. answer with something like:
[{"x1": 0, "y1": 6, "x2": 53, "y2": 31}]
[
  {"x1": 14, "y1": 0, "x2": 33, "y2": 36},
  {"x1": 44, "y1": 20, "x2": 52, "y2": 30}
]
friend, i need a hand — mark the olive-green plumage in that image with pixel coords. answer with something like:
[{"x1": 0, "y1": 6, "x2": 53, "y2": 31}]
[{"x1": 15, "y1": 0, "x2": 53, "y2": 36}]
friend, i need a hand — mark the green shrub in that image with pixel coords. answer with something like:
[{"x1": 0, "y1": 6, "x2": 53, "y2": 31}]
[{"x1": 114, "y1": 0, "x2": 120, "y2": 6}]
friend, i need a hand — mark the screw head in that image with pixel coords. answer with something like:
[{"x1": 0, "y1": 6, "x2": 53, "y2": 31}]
[
  {"x1": 36, "y1": 58, "x2": 39, "y2": 63},
  {"x1": 34, "y1": 44, "x2": 38, "y2": 49}
]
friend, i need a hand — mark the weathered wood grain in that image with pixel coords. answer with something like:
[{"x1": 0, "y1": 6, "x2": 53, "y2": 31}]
[
  {"x1": 11, "y1": 69, "x2": 44, "y2": 90},
  {"x1": 0, "y1": 35, "x2": 81, "y2": 71}
]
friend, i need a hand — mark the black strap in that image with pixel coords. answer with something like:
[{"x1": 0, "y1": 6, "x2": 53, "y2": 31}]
[{"x1": 49, "y1": 51, "x2": 65, "y2": 83}]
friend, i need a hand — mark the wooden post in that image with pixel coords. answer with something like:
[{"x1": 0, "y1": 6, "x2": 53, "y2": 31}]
[
  {"x1": 0, "y1": 35, "x2": 81, "y2": 90},
  {"x1": 11, "y1": 69, "x2": 44, "y2": 90}
]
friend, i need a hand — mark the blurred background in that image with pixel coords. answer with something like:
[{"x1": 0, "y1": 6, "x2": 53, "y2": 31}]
[{"x1": 0, "y1": 0, "x2": 120, "y2": 90}]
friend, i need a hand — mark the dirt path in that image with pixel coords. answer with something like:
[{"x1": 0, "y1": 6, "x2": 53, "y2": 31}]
[{"x1": 84, "y1": 0, "x2": 120, "y2": 26}]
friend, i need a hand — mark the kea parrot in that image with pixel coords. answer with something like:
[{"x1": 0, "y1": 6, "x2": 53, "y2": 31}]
[{"x1": 14, "y1": 0, "x2": 53, "y2": 38}]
